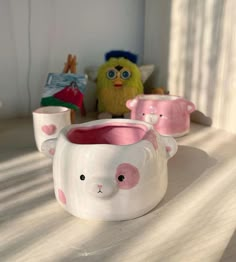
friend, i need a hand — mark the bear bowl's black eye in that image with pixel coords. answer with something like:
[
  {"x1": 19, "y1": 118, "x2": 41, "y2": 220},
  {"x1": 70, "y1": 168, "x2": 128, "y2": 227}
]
[
  {"x1": 142, "y1": 113, "x2": 145, "y2": 116},
  {"x1": 160, "y1": 114, "x2": 163, "y2": 117},
  {"x1": 118, "y1": 175, "x2": 125, "y2": 182},
  {"x1": 80, "y1": 174, "x2": 85, "y2": 181}
]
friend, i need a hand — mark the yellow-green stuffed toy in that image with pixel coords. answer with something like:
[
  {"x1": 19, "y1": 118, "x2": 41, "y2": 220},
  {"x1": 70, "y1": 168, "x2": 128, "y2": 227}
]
[{"x1": 86, "y1": 50, "x2": 154, "y2": 118}]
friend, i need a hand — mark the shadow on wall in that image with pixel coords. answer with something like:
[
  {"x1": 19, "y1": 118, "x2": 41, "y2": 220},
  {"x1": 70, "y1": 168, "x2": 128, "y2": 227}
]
[
  {"x1": 167, "y1": 0, "x2": 234, "y2": 131},
  {"x1": 182, "y1": 0, "x2": 225, "y2": 117}
]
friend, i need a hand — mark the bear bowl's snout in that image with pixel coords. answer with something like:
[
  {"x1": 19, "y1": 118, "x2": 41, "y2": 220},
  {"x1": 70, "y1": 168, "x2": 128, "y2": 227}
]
[{"x1": 86, "y1": 178, "x2": 118, "y2": 198}]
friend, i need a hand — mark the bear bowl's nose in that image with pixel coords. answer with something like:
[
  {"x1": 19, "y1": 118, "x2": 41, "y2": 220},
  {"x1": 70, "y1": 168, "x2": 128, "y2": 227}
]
[{"x1": 87, "y1": 179, "x2": 118, "y2": 198}]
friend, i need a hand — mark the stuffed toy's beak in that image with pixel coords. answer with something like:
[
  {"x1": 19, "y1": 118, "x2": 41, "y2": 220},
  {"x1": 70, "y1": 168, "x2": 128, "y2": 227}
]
[{"x1": 113, "y1": 79, "x2": 123, "y2": 88}]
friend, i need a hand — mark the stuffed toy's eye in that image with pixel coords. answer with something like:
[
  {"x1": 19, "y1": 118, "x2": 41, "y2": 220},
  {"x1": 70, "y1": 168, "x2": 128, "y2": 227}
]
[
  {"x1": 106, "y1": 69, "x2": 117, "y2": 80},
  {"x1": 120, "y1": 70, "x2": 131, "y2": 80},
  {"x1": 80, "y1": 174, "x2": 85, "y2": 181}
]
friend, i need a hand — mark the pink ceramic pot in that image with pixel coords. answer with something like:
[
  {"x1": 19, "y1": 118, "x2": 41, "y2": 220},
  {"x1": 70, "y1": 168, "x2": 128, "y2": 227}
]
[{"x1": 126, "y1": 95, "x2": 195, "y2": 137}]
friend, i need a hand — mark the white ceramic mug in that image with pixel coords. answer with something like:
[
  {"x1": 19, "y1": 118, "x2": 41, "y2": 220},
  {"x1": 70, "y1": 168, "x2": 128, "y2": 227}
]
[
  {"x1": 32, "y1": 106, "x2": 71, "y2": 153},
  {"x1": 43, "y1": 119, "x2": 178, "y2": 221}
]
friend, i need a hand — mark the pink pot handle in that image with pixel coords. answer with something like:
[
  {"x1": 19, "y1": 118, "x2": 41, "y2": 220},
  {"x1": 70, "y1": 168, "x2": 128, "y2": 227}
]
[{"x1": 186, "y1": 101, "x2": 196, "y2": 113}]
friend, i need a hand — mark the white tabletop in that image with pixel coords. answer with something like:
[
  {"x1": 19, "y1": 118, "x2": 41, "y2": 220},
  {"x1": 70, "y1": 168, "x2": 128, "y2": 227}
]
[{"x1": 0, "y1": 114, "x2": 235, "y2": 262}]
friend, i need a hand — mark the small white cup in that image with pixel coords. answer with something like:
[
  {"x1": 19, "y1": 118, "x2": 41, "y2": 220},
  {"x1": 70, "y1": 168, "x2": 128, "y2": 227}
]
[{"x1": 32, "y1": 106, "x2": 71, "y2": 152}]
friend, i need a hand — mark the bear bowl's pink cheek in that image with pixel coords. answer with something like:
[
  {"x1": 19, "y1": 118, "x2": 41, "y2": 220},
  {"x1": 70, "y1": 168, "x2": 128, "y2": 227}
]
[
  {"x1": 58, "y1": 189, "x2": 66, "y2": 204},
  {"x1": 115, "y1": 163, "x2": 140, "y2": 190}
]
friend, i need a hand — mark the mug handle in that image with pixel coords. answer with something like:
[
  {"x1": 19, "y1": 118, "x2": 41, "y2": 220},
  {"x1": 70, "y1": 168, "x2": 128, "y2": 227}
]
[{"x1": 41, "y1": 138, "x2": 57, "y2": 158}]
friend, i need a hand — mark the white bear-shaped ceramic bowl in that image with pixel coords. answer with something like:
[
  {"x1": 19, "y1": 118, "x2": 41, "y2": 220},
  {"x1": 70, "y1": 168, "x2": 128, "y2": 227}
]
[{"x1": 45, "y1": 119, "x2": 177, "y2": 221}]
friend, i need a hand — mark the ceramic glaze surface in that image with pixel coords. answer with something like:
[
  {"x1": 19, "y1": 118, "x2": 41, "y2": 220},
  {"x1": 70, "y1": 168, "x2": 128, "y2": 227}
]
[
  {"x1": 126, "y1": 95, "x2": 195, "y2": 137},
  {"x1": 50, "y1": 119, "x2": 177, "y2": 221}
]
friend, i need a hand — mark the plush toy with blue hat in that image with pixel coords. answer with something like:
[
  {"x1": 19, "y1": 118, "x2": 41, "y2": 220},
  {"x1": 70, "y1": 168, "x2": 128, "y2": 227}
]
[{"x1": 86, "y1": 50, "x2": 154, "y2": 119}]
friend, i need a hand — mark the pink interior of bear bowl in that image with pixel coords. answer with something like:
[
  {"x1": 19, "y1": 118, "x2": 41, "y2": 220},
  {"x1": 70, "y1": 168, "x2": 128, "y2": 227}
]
[{"x1": 67, "y1": 123, "x2": 149, "y2": 145}]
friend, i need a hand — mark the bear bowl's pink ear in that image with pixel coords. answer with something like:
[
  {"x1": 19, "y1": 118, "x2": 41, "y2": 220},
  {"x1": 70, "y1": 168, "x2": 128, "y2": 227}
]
[
  {"x1": 41, "y1": 138, "x2": 57, "y2": 158},
  {"x1": 161, "y1": 136, "x2": 178, "y2": 159},
  {"x1": 126, "y1": 98, "x2": 138, "y2": 110}
]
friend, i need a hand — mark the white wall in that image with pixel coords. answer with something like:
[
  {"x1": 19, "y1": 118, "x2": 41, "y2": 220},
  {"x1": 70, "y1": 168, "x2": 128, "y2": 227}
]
[
  {"x1": 144, "y1": 0, "x2": 236, "y2": 133},
  {"x1": 0, "y1": 0, "x2": 29, "y2": 117},
  {"x1": 0, "y1": 0, "x2": 145, "y2": 118},
  {"x1": 144, "y1": 0, "x2": 172, "y2": 88}
]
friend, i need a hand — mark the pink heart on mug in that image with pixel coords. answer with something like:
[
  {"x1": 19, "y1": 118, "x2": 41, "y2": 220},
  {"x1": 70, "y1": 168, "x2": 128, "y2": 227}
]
[{"x1": 41, "y1": 124, "x2": 57, "y2": 135}]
